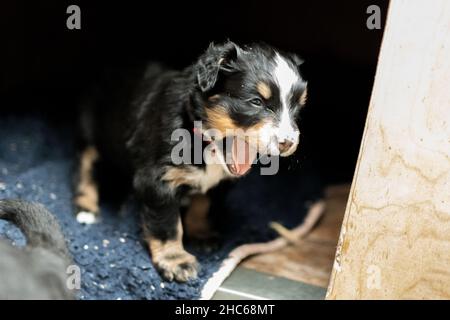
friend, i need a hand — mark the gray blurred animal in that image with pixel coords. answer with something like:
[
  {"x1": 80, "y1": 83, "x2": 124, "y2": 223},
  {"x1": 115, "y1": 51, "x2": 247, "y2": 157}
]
[{"x1": 0, "y1": 199, "x2": 76, "y2": 299}]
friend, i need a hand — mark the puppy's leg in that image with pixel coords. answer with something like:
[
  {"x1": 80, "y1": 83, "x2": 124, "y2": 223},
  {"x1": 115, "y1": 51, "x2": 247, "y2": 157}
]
[
  {"x1": 184, "y1": 194, "x2": 216, "y2": 240},
  {"x1": 184, "y1": 193, "x2": 220, "y2": 252},
  {"x1": 135, "y1": 170, "x2": 198, "y2": 282},
  {"x1": 74, "y1": 146, "x2": 100, "y2": 222},
  {"x1": 145, "y1": 216, "x2": 198, "y2": 282}
]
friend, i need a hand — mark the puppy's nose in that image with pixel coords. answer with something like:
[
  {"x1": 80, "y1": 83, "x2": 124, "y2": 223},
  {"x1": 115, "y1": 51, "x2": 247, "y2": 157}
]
[{"x1": 278, "y1": 139, "x2": 293, "y2": 153}]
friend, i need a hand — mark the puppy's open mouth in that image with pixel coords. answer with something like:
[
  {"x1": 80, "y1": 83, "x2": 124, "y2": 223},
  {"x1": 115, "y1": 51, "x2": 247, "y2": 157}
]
[{"x1": 225, "y1": 136, "x2": 257, "y2": 176}]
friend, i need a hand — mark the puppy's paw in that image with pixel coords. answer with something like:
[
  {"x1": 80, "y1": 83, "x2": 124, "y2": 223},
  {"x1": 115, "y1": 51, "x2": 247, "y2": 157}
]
[
  {"x1": 154, "y1": 249, "x2": 199, "y2": 282},
  {"x1": 76, "y1": 210, "x2": 99, "y2": 224},
  {"x1": 74, "y1": 190, "x2": 100, "y2": 224}
]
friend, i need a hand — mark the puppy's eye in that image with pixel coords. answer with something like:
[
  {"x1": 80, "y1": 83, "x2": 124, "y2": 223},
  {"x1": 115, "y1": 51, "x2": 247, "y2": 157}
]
[{"x1": 250, "y1": 98, "x2": 263, "y2": 106}]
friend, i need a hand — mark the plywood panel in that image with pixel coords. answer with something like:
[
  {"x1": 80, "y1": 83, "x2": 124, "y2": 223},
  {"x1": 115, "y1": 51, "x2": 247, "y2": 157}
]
[{"x1": 327, "y1": 0, "x2": 450, "y2": 299}]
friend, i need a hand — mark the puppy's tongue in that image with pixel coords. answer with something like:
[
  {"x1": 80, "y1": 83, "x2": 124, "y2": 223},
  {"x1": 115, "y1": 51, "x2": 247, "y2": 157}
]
[{"x1": 230, "y1": 137, "x2": 257, "y2": 176}]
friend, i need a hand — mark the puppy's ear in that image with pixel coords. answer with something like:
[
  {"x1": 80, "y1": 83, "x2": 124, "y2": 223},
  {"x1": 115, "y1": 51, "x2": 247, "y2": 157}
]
[
  {"x1": 290, "y1": 53, "x2": 307, "y2": 79},
  {"x1": 196, "y1": 41, "x2": 241, "y2": 92},
  {"x1": 290, "y1": 53, "x2": 304, "y2": 68}
]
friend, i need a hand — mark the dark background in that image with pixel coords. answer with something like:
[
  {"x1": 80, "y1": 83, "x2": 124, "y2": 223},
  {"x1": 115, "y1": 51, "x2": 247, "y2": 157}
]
[{"x1": 0, "y1": 0, "x2": 388, "y2": 185}]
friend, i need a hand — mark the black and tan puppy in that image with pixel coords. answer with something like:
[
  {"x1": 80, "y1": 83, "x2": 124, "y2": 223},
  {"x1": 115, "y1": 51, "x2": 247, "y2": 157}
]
[
  {"x1": 0, "y1": 199, "x2": 75, "y2": 299},
  {"x1": 74, "y1": 42, "x2": 307, "y2": 281}
]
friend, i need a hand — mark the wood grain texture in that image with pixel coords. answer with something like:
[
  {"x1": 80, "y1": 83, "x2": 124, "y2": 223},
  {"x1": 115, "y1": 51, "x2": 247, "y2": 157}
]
[{"x1": 327, "y1": 0, "x2": 450, "y2": 299}]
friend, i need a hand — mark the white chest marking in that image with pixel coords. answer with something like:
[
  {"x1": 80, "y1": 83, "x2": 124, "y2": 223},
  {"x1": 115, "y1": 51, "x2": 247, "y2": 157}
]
[
  {"x1": 162, "y1": 164, "x2": 229, "y2": 194},
  {"x1": 197, "y1": 163, "x2": 228, "y2": 193}
]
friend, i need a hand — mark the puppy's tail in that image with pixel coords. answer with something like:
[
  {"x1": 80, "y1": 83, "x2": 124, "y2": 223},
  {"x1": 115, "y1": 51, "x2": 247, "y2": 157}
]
[{"x1": 0, "y1": 199, "x2": 71, "y2": 260}]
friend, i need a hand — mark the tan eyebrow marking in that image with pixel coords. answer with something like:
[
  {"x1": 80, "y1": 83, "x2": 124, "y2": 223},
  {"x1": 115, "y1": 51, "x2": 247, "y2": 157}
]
[
  {"x1": 300, "y1": 87, "x2": 308, "y2": 105},
  {"x1": 256, "y1": 82, "x2": 272, "y2": 100},
  {"x1": 205, "y1": 106, "x2": 238, "y2": 134},
  {"x1": 208, "y1": 94, "x2": 220, "y2": 102}
]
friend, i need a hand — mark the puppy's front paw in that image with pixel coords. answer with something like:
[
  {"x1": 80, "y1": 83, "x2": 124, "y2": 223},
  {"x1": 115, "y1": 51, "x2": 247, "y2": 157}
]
[
  {"x1": 76, "y1": 210, "x2": 99, "y2": 224},
  {"x1": 154, "y1": 249, "x2": 199, "y2": 282},
  {"x1": 74, "y1": 190, "x2": 100, "y2": 224}
]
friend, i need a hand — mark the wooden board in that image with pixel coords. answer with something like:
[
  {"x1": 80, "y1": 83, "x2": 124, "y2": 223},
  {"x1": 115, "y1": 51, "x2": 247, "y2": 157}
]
[{"x1": 327, "y1": 0, "x2": 450, "y2": 299}]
